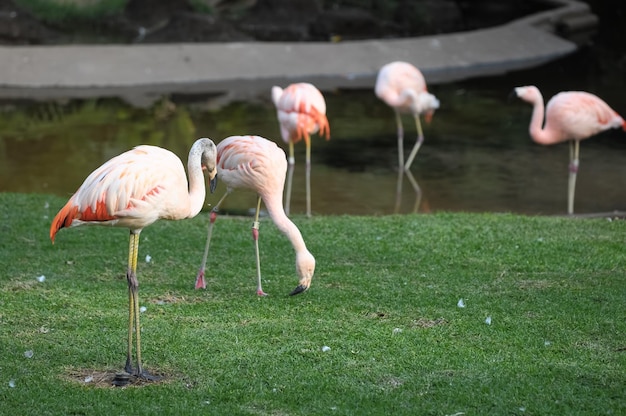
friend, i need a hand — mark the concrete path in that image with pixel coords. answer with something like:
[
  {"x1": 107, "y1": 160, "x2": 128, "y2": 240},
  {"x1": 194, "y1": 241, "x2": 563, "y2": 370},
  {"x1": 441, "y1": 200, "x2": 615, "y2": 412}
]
[{"x1": 0, "y1": 0, "x2": 597, "y2": 106}]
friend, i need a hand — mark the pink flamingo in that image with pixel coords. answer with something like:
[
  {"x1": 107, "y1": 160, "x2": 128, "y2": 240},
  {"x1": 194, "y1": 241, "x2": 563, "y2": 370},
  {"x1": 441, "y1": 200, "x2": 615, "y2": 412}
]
[
  {"x1": 375, "y1": 61, "x2": 440, "y2": 171},
  {"x1": 515, "y1": 85, "x2": 626, "y2": 214},
  {"x1": 195, "y1": 135, "x2": 316, "y2": 296},
  {"x1": 50, "y1": 138, "x2": 218, "y2": 380},
  {"x1": 271, "y1": 82, "x2": 330, "y2": 217}
]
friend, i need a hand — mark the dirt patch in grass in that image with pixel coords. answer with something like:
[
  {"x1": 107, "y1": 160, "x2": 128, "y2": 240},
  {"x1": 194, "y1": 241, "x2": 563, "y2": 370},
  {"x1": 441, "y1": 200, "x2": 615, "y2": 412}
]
[{"x1": 65, "y1": 368, "x2": 171, "y2": 388}]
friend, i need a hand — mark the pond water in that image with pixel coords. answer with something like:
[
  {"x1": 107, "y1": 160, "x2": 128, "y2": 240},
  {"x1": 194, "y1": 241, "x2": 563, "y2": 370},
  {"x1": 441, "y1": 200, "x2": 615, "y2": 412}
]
[{"x1": 0, "y1": 47, "x2": 624, "y2": 217}]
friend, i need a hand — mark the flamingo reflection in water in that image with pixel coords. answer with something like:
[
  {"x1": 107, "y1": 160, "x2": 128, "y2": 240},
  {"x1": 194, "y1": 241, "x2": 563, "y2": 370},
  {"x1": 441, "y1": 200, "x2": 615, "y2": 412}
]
[{"x1": 394, "y1": 170, "x2": 423, "y2": 214}]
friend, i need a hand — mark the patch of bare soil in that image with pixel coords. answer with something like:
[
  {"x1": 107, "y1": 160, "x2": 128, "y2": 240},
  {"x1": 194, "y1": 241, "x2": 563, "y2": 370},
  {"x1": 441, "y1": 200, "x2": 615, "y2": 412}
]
[{"x1": 65, "y1": 368, "x2": 171, "y2": 388}]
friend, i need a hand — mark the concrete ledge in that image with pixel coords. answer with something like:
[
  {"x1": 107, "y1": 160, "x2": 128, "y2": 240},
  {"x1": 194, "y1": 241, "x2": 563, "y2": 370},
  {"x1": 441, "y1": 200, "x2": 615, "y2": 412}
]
[{"x1": 0, "y1": 0, "x2": 596, "y2": 107}]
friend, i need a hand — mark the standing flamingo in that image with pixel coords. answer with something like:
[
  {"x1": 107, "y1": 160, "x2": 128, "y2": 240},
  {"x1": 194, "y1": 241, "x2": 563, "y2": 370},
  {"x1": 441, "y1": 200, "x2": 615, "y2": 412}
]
[
  {"x1": 49, "y1": 138, "x2": 218, "y2": 380},
  {"x1": 271, "y1": 82, "x2": 330, "y2": 217},
  {"x1": 515, "y1": 86, "x2": 626, "y2": 214},
  {"x1": 375, "y1": 61, "x2": 440, "y2": 171},
  {"x1": 195, "y1": 135, "x2": 316, "y2": 296}
]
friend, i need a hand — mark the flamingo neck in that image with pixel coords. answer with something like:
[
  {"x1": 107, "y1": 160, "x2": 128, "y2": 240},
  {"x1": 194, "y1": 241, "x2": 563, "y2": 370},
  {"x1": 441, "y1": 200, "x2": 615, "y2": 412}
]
[
  {"x1": 526, "y1": 93, "x2": 554, "y2": 144},
  {"x1": 399, "y1": 89, "x2": 419, "y2": 110},
  {"x1": 186, "y1": 144, "x2": 208, "y2": 218},
  {"x1": 262, "y1": 192, "x2": 309, "y2": 254}
]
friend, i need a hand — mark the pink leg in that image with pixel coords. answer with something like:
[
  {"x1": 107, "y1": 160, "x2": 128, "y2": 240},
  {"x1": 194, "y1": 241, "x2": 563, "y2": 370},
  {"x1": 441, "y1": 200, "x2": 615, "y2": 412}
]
[
  {"x1": 196, "y1": 192, "x2": 229, "y2": 289},
  {"x1": 305, "y1": 140, "x2": 312, "y2": 218},
  {"x1": 404, "y1": 114, "x2": 424, "y2": 171},
  {"x1": 567, "y1": 140, "x2": 580, "y2": 215},
  {"x1": 395, "y1": 110, "x2": 404, "y2": 171},
  {"x1": 252, "y1": 197, "x2": 268, "y2": 296}
]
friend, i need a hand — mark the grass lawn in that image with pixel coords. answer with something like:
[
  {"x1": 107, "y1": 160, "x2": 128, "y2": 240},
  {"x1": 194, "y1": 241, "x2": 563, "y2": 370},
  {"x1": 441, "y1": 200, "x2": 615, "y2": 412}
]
[{"x1": 0, "y1": 192, "x2": 624, "y2": 415}]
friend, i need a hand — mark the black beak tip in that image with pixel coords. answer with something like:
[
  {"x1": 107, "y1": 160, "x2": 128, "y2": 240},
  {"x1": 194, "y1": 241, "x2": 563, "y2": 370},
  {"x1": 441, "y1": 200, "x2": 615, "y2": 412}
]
[
  {"x1": 210, "y1": 175, "x2": 218, "y2": 194},
  {"x1": 289, "y1": 285, "x2": 308, "y2": 296}
]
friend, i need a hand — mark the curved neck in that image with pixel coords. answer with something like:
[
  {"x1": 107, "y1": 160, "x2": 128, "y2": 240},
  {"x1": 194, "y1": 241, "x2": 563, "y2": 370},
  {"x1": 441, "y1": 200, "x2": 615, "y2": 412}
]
[
  {"x1": 186, "y1": 144, "x2": 208, "y2": 218},
  {"x1": 527, "y1": 93, "x2": 552, "y2": 144},
  {"x1": 262, "y1": 192, "x2": 308, "y2": 254},
  {"x1": 399, "y1": 89, "x2": 418, "y2": 109}
]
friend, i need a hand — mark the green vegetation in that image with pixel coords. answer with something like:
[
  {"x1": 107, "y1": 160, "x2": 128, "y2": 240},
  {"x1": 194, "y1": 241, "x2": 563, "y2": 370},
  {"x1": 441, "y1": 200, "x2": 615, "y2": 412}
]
[
  {"x1": 13, "y1": 0, "x2": 127, "y2": 23},
  {"x1": 0, "y1": 192, "x2": 624, "y2": 414}
]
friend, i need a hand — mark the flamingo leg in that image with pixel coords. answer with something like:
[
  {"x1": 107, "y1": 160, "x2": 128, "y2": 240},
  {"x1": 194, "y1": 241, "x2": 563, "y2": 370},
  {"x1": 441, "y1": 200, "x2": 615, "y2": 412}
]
[
  {"x1": 285, "y1": 141, "x2": 295, "y2": 216},
  {"x1": 404, "y1": 169, "x2": 423, "y2": 213},
  {"x1": 305, "y1": 134, "x2": 312, "y2": 218},
  {"x1": 125, "y1": 233, "x2": 136, "y2": 374},
  {"x1": 395, "y1": 110, "x2": 404, "y2": 171},
  {"x1": 252, "y1": 197, "x2": 267, "y2": 296},
  {"x1": 567, "y1": 140, "x2": 580, "y2": 215},
  {"x1": 196, "y1": 192, "x2": 230, "y2": 290},
  {"x1": 404, "y1": 114, "x2": 424, "y2": 171},
  {"x1": 394, "y1": 169, "x2": 403, "y2": 214},
  {"x1": 124, "y1": 230, "x2": 158, "y2": 380}
]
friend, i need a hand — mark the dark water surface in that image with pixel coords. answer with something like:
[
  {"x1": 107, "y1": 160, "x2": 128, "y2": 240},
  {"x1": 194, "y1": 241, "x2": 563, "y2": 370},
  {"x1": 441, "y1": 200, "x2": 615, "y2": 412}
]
[{"x1": 1, "y1": 49, "x2": 624, "y2": 216}]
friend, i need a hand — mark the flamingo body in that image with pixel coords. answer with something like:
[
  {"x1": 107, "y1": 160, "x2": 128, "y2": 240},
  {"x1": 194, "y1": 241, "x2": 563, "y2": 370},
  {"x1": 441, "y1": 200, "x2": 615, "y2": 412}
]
[
  {"x1": 50, "y1": 138, "x2": 218, "y2": 380},
  {"x1": 515, "y1": 86, "x2": 626, "y2": 145},
  {"x1": 196, "y1": 135, "x2": 315, "y2": 296},
  {"x1": 375, "y1": 61, "x2": 431, "y2": 114},
  {"x1": 515, "y1": 85, "x2": 626, "y2": 214},
  {"x1": 51, "y1": 144, "x2": 213, "y2": 236},
  {"x1": 217, "y1": 134, "x2": 289, "y2": 197},
  {"x1": 272, "y1": 82, "x2": 330, "y2": 217},
  {"x1": 272, "y1": 83, "x2": 330, "y2": 147},
  {"x1": 375, "y1": 61, "x2": 439, "y2": 171}
]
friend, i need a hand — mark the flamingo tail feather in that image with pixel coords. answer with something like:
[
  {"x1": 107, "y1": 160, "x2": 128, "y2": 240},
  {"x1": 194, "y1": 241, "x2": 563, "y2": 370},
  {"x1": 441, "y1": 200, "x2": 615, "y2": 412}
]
[{"x1": 49, "y1": 201, "x2": 79, "y2": 243}]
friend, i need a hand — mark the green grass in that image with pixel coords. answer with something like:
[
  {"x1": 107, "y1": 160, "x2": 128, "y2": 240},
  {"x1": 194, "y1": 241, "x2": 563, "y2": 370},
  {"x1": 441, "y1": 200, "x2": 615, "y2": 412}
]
[{"x1": 0, "y1": 192, "x2": 624, "y2": 415}]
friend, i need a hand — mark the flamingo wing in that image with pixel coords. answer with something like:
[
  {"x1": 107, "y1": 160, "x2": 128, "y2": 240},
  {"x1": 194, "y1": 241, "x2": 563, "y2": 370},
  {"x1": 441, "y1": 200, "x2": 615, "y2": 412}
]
[
  {"x1": 274, "y1": 83, "x2": 330, "y2": 143},
  {"x1": 217, "y1": 136, "x2": 287, "y2": 195},
  {"x1": 50, "y1": 145, "x2": 187, "y2": 241},
  {"x1": 546, "y1": 92, "x2": 625, "y2": 140},
  {"x1": 375, "y1": 61, "x2": 427, "y2": 111}
]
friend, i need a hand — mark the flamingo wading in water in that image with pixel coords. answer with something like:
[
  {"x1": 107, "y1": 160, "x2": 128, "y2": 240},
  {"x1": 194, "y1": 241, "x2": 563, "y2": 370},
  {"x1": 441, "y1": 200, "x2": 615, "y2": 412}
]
[
  {"x1": 50, "y1": 138, "x2": 218, "y2": 380},
  {"x1": 375, "y1": 61, "x2": 440, "y2": 171},
  {"x1": 515, "y1": 85, "x2": 626, "y2": 214},
  {"x1": 272, "y1": 82, "x2": 330, "y2": 217},
  {"x1": 195, "y1": 135, "x2": 316, "y2": 296}
]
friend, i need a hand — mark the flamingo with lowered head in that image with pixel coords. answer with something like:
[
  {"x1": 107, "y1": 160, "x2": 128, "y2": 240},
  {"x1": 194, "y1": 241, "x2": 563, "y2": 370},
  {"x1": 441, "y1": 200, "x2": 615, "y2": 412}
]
[
  {"x1": 375, "y1": 61, "x2": 440, "y2": 172},
  {"x1": 195, "y1": 135, "x2": 315, "y2": 296},
  {"x1": 515, "y1": 85, "x2": 626, "y2": 214},
  {"x1": 50, "y1": 138, "x2": 218, "y2": 381},
  {"x1": 272, "y1": 82, "x2": 330, "y2": 217}
]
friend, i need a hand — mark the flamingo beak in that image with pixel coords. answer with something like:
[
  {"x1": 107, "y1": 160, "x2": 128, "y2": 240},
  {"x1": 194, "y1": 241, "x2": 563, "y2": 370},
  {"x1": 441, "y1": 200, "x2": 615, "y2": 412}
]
[
  {"x1": 424, "y1": 111, "x2": 434, "y2": 124},
  {"x1": 289, "y1": 284, "x2": 309, "y2": 296},
  {"x1": 209, "y1": 174, "x2": 218, "y2": 194}
]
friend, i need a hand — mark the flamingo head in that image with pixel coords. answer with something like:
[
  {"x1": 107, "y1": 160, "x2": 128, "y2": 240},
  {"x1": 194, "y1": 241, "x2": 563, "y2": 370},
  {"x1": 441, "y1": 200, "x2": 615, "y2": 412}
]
[
  {"x1": 514, "y1": 86, "x2": 542, "y2": 105},
  {"x1": 415, "y1": 92, "x2": 440, "y2": 120},
  {"x1": 271, "y1": 85, "x2": 284, "y2": 107},
  {"x1": 199, "y1": 139, "x2": 218, "y2": 193},
  {"x1": 290, "y1": 250, "x2": 316, "y2": 296}
]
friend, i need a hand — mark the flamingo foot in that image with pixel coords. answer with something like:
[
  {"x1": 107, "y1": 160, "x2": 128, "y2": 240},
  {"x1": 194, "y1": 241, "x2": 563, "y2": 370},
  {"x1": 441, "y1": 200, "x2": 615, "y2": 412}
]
[
  {"x1": 117, "y1": 367, "x2": 160, "y2": 384},
  {"x1": 135, "y1": 369, "x2": 161, "y2": 382},
  {"x1": 124, "y1": 358, "x2": 133, "y2": 375},
  {"x1": 289, "y1": 284, "x2": 308, "y2": 296},
  {"x1": 256, "y1": 289, "x2": 268, "y2": 296},
  {"x1": 195, "y1": 269, "x2": 206, "y2": 290}
]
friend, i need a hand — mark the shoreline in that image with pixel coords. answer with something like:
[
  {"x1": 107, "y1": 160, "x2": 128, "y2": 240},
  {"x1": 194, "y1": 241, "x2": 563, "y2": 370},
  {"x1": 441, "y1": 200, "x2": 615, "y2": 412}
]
[{"x1": 0, "y1": 0, "x2": 597, "y2": 107}]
